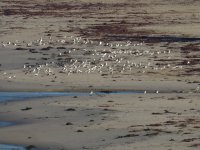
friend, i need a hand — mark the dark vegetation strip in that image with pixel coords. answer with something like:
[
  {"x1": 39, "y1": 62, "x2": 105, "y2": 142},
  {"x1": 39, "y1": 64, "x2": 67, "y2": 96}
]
[{"x1": 107, "y1": 36, "x2": 200, "y2": 42}]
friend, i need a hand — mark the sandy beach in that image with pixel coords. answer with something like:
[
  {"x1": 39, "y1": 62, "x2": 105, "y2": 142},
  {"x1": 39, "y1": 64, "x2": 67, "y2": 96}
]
[
  {"x1": 0, "y1": 93, "x2": 200, "y2": 150},
  {"x1": 0, "y1": 0, "x2": 200, "y2": 149}
]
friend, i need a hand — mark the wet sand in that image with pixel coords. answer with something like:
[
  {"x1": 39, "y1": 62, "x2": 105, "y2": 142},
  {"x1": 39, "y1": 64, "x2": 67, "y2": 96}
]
[
  {"x1": 0, "y1": 93, "x2": 200, "y2": 150},
  {"x1": 0, "y1": 0, "x2": 200, "y2": 149}
]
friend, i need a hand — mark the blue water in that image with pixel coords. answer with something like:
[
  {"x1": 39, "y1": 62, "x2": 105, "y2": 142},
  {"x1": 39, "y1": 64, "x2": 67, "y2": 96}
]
[
  {"x1": 96, "y1": 91, "x2": 141, "y2": 94},
  {"x1": 0, "y1": 144, "x2": 37, "y2": 150},
  {"x1": 0, "y1": 144, "x2": 26, "y2": 150},
  {"x1": 0, "y1": 92, "x2": 89, "y2": 102},
  {"x1": 0, "y1": 91, "x2": 141, "y2": 149},
  {"x1": 0, "y1": 121, "x2": 14, "y2": 127},
  {"x1": 0, "y1": 91, "x2": 142, "y2": 102}
]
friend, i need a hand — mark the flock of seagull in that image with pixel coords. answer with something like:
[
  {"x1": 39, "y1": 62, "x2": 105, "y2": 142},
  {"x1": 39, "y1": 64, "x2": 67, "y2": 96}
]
[
  {"x1": 0, "y1": 35, "x2": 199, "y2": 93},
  {"x1": 0, "y1": 35, "x2": 192, "y2": 76}
]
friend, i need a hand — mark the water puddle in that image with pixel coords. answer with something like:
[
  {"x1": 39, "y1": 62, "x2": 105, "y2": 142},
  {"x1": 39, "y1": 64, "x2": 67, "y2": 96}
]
[
  {"x1": 0, "y1": 144, "x2": 37, "y2": 150},
  {"x1": 0, "y1": 92, "x2": 87, "y2": 102},
  {"x1": 0, "y1": 144, "x2": 25, "y2": 150},
  {"x1": 0, "y1": 121, "x2": 14, "y2": 127}
]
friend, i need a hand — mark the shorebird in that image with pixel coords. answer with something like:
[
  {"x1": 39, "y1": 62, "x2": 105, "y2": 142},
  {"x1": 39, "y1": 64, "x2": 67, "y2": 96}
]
[
  {"x1": 156, "y1": 90, "x2": 159, "y2": 94},
  {"x1": 39, "y1": 37, "x2": 43, "y2": 45},
  {"x1": 196, "y1": 86, "x2": 199, "y2": 91},
  {"x1": 89, "y1": 90, "x2": 94, "y2": 96}
]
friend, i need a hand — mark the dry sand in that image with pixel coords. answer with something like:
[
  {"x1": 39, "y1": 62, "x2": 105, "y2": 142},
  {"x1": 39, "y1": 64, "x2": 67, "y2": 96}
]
[
  {"x1": 0, "y1": 0, "x2": 200, "y2": 149},
  {"x1": 0, "y1": 0, "x2": 200, "y2": 92}
]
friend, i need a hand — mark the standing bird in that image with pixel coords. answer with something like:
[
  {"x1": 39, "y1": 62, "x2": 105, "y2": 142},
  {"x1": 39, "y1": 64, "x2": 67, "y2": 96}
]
[
  {"x1": 156, "y1": 90, "x2": 159, "y2": 94},
  {"x1": 89, "y1": 90, "x2": 94, "y2": 96}
]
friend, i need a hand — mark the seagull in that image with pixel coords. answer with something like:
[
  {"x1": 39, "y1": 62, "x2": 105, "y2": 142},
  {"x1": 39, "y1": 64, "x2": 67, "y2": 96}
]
[
  {"x1": 39, "y1": 37, "x2": 43, "y2": 45},
  {"x1": 196, "y1": 86, "x2": 199, "y2": 91},
  {"x1": 156, "y1": 90, "x2": 159, "y2": 94},
  {"x1": 89, "y1": 90, "x2": 94, "y2": 96}
]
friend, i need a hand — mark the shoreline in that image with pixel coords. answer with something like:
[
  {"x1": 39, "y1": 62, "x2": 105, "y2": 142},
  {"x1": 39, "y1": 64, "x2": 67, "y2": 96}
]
[
  {"x1": 0, "y1": 0, "x2": 200, "y2": 149},
  {"x1": 0, "y1": 79, "x2": 199, "y2": 93},
  {"x1": 0, "y1": 93, "x2": 200, "y2": 150}
]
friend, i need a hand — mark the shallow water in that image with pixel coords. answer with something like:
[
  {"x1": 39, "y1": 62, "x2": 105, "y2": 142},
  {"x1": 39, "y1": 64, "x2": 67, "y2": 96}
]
[
  {"x1": 0, "y1": 92, "x2": 89, "y2": 102},
  {"x1": 0, "y1": 91, "x2": 141, "y2": 149},
  {"x1": 96, "y1": 91, "x2": 141, "y2": 94},
  {"x1": 0, "y1": 91, "x2": 140, "y2": 127},
  {"x1": 0, "y1": 121, "x2": 14, "y2": 127},
  {"x1": 0, "y1": 91, "x2": 142, "y2": 102},
  {"x1": 0, "y1": 144, "x2": 26, "y2": 150}
]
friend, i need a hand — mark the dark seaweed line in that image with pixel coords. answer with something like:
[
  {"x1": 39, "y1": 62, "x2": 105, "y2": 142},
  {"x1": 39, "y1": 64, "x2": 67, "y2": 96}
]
[{"x1": 107, "y1": 36, "x2": 200, "y2": 42}]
